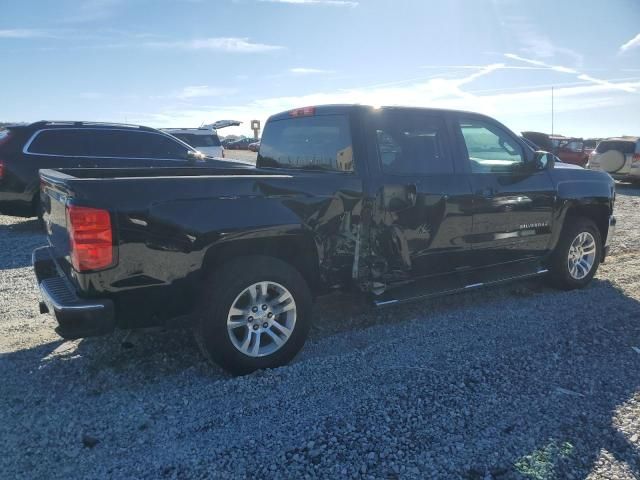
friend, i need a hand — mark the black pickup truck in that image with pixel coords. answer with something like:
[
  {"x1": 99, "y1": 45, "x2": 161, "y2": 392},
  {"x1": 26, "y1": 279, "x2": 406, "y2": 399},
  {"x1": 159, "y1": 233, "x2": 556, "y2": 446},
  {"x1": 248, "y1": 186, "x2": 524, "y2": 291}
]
[{"x1": 34, "y1": 105, "x2": 616, "y2": 374}]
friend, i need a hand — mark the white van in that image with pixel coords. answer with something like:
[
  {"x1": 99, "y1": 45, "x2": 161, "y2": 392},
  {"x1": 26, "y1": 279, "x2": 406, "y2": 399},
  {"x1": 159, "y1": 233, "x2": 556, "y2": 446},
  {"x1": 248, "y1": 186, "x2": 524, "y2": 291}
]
[{"x1": 162, "y1": 121, "x2": 242, "y2": 158}]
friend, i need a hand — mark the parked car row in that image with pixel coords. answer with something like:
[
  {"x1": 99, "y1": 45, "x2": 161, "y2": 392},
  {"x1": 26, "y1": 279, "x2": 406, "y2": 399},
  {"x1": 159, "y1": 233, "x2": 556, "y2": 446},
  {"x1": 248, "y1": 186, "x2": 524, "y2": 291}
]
[
  {"x1": 161, "y1": 120, "x2": 242, "y2": 158},
  {"x1": 224, "y1": 137, "x2": 257, "y2": 150},
  {"x1": 0, "y1": 121, "x2": 251, "y2": 217},
  {"x1": 521, "y1": 131, "x2": 598, "y2": 167},
  {"x1": 29, "y1": 105, "x2": 616, "y2": 375}
]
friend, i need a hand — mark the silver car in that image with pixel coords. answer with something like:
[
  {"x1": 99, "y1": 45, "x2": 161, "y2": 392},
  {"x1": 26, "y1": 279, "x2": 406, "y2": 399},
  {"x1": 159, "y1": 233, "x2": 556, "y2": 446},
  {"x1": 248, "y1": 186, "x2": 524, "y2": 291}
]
[{"x1": 587, "y1": 137, "x2": 640, "y2": 183}]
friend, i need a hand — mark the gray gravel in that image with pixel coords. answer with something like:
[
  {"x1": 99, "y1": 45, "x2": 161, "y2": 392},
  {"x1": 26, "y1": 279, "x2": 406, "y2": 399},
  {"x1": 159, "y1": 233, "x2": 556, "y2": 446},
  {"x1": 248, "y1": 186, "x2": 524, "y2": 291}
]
[{"x1": 1, "y1": 184, "x2": 639, "y2": 479}]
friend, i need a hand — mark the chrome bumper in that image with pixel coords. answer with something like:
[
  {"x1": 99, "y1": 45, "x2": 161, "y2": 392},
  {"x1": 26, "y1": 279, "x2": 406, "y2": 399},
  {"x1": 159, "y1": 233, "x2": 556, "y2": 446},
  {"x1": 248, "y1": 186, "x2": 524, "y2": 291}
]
[{"x1": 32, "y1": 246, "x2": 115, "y2": 339}]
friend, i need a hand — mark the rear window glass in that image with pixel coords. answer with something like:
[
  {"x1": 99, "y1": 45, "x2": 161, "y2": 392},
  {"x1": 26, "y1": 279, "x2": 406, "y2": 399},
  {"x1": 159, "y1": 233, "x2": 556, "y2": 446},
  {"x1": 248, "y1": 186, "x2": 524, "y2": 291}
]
[
  {"x1": 595, "y1": 140, "x2": 636, "y2": 154},
  {"x1": 257, "y1": 115, "x2": 354, "y2": 172},
  {"x1": 28, "y1": 130, "x2": 89, "y2": 156},
  {"x1": 172, "y1": 133, "x2": 221, "y2": 147}
]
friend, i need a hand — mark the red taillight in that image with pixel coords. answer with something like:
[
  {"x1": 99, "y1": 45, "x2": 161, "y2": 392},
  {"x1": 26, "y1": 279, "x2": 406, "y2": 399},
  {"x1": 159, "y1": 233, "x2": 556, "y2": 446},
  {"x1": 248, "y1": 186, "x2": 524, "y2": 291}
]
[
  {"x1": 66, "y1": 205, "x2": 114, "y2": 272},
  {"x1": 289, "y1": 106, "x2": 315, "y2": 117},
  {"x1": 0, "y1": 131, "x2": 12, "y2": 147},
  {"x1": 0, "y1": 131, "x2": 12, "y2": 180},
  {"x1": 633, "y1": 153, "x2": 640, "y2": 163}
]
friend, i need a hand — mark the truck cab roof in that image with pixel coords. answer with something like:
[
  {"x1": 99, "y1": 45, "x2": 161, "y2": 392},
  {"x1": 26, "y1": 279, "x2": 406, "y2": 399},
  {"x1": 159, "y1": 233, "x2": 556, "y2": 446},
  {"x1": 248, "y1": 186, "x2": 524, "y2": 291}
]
[{"x1": 266, "y1": 104, "x2": 499, "y2": 122}]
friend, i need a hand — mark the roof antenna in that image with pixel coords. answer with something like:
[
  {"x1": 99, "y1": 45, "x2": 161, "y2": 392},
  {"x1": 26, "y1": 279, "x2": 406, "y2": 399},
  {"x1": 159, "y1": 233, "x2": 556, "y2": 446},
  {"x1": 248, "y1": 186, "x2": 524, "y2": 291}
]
[{"x1": 551, "y1": 86, "x2": 554, "y2": 137}]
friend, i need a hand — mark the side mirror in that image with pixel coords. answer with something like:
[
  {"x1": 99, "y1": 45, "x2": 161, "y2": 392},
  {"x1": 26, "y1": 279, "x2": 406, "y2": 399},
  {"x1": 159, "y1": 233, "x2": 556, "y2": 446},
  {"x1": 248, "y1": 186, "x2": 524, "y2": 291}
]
[
  {"x1": 382, "y1": 184, "x2": 417, "y2": 212},
  {"x1": 186, "y1": 150, "x2": 204, "y2": 163},
  {"x1": 533, "y1": 151, "x2": 554, "y2": 170}
]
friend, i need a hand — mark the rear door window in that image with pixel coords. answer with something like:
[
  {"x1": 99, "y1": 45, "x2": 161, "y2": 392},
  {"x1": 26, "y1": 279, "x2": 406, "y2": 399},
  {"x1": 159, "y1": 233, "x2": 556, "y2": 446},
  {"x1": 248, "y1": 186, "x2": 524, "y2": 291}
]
[
  {"x1": 372, "y1": 110, "x2": 452, "y2": 175},
  {"x1": 27, "y1": 130, "x2": 90, "y2": 156},
  {"x1": 257, "y1": 115, "x2": 354, "y2": 172}
]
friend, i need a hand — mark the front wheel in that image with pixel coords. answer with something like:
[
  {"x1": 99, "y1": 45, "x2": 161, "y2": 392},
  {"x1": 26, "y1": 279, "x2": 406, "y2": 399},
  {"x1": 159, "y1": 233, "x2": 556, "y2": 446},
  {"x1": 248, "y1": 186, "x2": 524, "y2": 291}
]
[
  {"x1": 547, "y1": 217, "x2": 601, "y2": 290},
  {"x1": 195, "y1": 256, "x2": 312, "y2": 375}
]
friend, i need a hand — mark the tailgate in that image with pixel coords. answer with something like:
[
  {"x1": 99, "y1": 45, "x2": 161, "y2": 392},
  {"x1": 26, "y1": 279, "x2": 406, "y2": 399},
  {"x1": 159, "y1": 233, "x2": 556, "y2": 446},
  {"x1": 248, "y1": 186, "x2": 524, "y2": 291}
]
[{"x1": 40, "y1": 171, "x2": 73, "y2": 263}]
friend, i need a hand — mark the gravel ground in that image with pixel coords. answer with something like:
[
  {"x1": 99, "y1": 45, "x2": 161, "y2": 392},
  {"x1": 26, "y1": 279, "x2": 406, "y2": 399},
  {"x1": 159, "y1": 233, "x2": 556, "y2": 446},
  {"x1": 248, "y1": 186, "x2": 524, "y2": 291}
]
[
  {"x1": 1, "y1": 184, "x2": 639, "y2": 479},
  {"x1": 223, "y1": 149, "x2": 257, "y2": 163}
]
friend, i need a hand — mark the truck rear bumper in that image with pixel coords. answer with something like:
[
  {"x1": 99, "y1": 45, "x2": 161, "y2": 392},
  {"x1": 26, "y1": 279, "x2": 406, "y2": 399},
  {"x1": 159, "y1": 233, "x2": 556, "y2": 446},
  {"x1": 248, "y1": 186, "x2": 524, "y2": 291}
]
[{"x1": 32, "y1": 246, "x2": 115, "y2": 339}]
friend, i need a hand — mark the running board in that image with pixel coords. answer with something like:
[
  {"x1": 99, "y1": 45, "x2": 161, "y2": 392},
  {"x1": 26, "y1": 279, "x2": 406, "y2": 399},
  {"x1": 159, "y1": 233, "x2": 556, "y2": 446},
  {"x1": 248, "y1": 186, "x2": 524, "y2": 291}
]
[{"x1": 373, "y1": 263, "x2": 548, "y2": 308}]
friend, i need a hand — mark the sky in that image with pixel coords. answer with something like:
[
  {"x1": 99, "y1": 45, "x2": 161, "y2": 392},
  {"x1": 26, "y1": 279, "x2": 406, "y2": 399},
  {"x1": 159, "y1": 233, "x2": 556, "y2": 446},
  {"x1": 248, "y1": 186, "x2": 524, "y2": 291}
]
[{"x1": 1, "y1": 0, "x2": 639, "y2": 138}]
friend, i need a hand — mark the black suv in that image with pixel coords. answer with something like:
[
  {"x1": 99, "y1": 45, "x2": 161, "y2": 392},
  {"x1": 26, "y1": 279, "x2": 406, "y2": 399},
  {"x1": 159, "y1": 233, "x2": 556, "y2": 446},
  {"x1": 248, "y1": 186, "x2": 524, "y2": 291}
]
[{"x1": 0, "y1": 121, "x2": 251, "y2": 217}]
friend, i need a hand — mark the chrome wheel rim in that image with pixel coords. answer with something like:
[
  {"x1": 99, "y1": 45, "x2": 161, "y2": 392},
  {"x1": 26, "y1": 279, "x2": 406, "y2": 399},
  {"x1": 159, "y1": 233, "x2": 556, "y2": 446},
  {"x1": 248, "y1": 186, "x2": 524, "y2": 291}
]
[
  {"x1": 567, "y1": 231, "x2": 596, "y2": 280},
  {"x1": 226, "y1": 281, "x2": 296, "y2": 358}
]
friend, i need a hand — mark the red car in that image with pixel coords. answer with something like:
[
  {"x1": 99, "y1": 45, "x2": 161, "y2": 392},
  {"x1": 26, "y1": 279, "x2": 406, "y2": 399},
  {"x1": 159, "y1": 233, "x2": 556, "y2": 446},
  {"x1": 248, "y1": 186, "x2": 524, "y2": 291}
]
[
  {"x1": 550, "y1": 135, "x2": 588, "y2": 167},
  {"x1": 522, "y1": 132, "x2": 588, "y2": 167}
]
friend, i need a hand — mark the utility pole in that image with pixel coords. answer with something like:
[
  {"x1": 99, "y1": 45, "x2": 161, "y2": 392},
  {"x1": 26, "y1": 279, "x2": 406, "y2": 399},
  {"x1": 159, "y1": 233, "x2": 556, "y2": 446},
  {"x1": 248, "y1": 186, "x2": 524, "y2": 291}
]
[{"x1": 551, "y1": 86, "x2": 554, "y2": 137}]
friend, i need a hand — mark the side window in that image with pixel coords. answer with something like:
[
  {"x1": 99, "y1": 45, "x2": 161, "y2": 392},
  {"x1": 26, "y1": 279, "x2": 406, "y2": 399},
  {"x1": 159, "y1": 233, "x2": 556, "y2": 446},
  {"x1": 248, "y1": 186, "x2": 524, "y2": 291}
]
[
  {"x1": 139, "y1": 133, "x2": 190, "y2": 160},
  {"x1": 257, "y1": 115, "x2": 354, "y2": 172},
  {"x1": 27, "y1": 130, "x2": 88, "y2": 156},
  {"x1": 83, "y1": 130, "x2": 132, "y2": 157},
  {"x1": 373, "y1": 111, "x2": 452, "y2": 175},
  {"x1": 459, "y1": 119, "x2": 524, "y2": 173}
]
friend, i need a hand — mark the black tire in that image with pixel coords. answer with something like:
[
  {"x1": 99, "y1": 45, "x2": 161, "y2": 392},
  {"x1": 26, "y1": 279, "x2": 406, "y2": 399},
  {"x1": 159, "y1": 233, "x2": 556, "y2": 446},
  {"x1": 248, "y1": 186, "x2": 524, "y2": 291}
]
[
  {"x1": 32, "y1": 195, "x2": 43, "y2": 219},
  {"x1": 195, "y1": 256, "x2": 312, "y2": 375},
  {"x1": 547, "y1": 217, "x2": 601, "y2": 290}
]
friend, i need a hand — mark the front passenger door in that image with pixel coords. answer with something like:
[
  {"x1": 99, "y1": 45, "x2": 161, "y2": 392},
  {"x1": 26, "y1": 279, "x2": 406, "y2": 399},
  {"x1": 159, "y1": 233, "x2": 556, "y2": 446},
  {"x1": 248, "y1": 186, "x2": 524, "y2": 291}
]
[{"x1": 456, "y1": 116, "x2": 555, "y2": 266}]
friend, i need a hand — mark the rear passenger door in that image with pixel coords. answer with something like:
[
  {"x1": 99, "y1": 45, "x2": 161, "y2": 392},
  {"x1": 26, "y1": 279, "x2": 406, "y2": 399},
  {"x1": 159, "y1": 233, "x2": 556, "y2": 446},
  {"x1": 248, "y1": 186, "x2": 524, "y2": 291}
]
[{"x1": 368, "y1": 109, "x2": 474, "y2": 282}]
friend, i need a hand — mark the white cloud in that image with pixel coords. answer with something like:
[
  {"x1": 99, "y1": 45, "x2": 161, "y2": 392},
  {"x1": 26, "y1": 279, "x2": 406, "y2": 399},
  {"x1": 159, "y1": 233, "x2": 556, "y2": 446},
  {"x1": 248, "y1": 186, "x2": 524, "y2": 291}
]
[
  {"x1": 0, "y1": 29, "x2": 53, "y2": 39},
  {"x1": 126, "y1": 62, "x2": 639, "y2": 139},
  {"x1": 501, "y1": 14, "x2": 583, "y2": 66},
  {"x1": 260, "y1": 0, "x2": 358, "y2": 6},
  {"x1": 174, "y1": 85, "x2": 238, "y2": 99},
  {"x1": 143, "y1": 37, "x2": 283, "y2": 53},
  {"x1": 289, "y1": 67, "x2": 333, "y2": 75},
  {"x1": 505, "y1": 53, "x2": 636, "y2": 93},
  {"x1": 620, "y1": 33, "x2": 640, "y2": 53}
]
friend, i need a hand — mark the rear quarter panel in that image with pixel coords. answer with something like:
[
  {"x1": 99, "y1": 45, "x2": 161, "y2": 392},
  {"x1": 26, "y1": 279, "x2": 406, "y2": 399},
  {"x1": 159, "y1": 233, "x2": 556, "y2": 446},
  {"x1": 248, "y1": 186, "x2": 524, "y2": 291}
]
[{"x1": 43, "y1": 170, "x2": 365, "y2": 327}]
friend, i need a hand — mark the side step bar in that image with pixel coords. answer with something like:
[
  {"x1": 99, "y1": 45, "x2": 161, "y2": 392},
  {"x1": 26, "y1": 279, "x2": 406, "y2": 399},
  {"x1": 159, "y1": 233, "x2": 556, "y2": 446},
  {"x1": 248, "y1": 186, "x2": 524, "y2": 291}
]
[{"x1": 374, "y1": 268, "x2": 548, "y2": 308}]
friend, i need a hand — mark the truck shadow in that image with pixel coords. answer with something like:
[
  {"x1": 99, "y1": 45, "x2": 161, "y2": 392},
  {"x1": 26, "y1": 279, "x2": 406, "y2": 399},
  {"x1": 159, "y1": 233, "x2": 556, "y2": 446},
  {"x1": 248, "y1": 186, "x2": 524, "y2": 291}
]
[
  {"x1": 0, "y1": 218, "x2": 45, "y2": 269},
  {"x1": 1, "y1": 276, "x2": 639, "y2": 478}
]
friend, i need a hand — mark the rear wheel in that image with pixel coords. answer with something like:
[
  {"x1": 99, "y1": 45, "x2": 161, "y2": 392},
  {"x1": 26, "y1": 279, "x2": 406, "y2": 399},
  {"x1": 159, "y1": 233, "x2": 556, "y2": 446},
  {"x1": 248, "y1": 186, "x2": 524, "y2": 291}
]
[
  {"x1": 548, "y1": 217, "x2": 601, "y2": 290},
  {"x1": 195, "y1": 256, "x2": 312, "y2": 375}
]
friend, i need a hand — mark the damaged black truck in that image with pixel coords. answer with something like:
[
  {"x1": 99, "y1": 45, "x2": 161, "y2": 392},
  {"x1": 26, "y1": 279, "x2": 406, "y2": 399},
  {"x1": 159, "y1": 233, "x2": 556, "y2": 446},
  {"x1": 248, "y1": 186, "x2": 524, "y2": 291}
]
[{"x1": 34, "y1": 105, "x2": 616, "y2": 374}]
